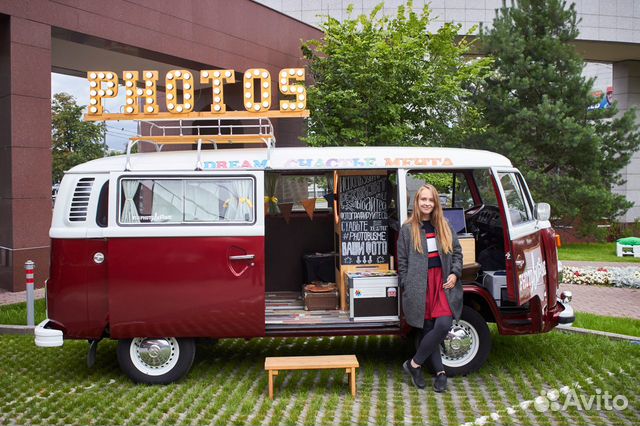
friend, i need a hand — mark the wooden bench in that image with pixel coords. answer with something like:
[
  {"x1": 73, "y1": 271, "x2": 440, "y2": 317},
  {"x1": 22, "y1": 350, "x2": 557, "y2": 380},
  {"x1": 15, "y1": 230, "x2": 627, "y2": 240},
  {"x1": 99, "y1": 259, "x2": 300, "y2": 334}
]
[{"x1": 264, "y1": 355, "x2": 359, "y2": 400}]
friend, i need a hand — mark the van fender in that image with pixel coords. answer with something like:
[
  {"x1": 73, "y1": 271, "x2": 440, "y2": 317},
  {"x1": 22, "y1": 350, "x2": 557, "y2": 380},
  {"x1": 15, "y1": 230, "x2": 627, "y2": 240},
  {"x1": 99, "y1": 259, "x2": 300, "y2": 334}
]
[{"x1": 462, "y1": 285, "x2": 502, "y2": 328}]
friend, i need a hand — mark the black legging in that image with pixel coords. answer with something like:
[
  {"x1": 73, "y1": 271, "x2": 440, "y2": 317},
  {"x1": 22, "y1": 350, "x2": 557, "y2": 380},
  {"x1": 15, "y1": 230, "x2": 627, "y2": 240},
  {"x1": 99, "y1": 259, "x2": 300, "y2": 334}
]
[{"x1": 413, "y1": 316, "x2": 453, "y2": 372}]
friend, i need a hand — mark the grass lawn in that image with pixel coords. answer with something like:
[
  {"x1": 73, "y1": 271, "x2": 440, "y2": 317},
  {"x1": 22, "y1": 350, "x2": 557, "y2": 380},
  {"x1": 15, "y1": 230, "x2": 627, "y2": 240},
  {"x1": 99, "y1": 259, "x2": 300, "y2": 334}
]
[
  {"x1": 573, "y1": 311, "x2": 640, "y2": 337},
  {"x1": 0, "y1": 331, "x2": 638, "y2": 425},
  {"x1": 558, "y1": 242, "x2": 640, "y2": 263},
  {"x1": 0, "y1": 300, "x2": 639, "y2": 425},
  {"x1": 0, "y1": 299, "x2": 46, "y2": 326}
]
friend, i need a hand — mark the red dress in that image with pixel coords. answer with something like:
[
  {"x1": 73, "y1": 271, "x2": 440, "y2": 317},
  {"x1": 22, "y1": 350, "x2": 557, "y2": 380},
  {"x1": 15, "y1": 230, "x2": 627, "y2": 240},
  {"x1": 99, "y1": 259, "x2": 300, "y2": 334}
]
[
  {"x1": 425, "y1": 267, "x2": 452, "y2": 319},
  {"x1": 423, "y1": 223, "x2": 452, "y2": 320}
]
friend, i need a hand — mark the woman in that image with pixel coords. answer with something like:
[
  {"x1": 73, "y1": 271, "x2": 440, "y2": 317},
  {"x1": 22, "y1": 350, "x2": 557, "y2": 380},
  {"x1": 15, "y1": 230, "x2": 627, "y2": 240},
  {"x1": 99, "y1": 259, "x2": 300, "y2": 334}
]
[{"x1": 397, "y1": 184, "x2": 463, "y2": 392}]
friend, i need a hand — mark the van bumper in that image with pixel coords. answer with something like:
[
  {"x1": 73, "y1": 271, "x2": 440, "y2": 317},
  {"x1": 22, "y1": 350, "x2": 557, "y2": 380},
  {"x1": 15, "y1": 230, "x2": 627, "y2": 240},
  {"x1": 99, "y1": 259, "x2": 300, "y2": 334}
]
[
  {"x1": 34, "y1": 319, "x2": 64, "y2": 347},
  {"x1": 556, "y1": 298, "x2": 575, "y2": 326}
]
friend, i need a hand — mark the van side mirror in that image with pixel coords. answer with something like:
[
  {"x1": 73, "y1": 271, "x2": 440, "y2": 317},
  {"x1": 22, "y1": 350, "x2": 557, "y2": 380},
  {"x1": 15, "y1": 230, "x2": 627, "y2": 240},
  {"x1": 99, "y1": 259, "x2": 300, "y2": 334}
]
[{"x1": 535, "y1": 202, "x2": 551, "y2": 221}]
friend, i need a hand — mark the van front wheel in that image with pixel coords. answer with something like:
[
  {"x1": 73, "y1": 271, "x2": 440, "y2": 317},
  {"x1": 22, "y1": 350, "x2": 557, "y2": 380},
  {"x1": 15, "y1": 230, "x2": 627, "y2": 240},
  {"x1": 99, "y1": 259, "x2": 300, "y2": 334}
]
[
  {"x1": 441, "y1": 306, "x2": 491, "y2": 376},
  {"x1": 117, "y1": 337, "x2": 195, "y2": 384}
]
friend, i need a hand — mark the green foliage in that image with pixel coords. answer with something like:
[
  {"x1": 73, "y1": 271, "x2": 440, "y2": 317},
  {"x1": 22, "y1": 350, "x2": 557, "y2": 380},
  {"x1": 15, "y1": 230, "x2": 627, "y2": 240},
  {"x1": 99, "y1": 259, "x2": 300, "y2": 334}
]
[
  {"x1": 410, "y1": 172, "x2": 453, "y2": 194},
  {"x1": 52, "y1": 93, "x2": 107, "y2": 183},
  {"x1": 469, "y1": 0, "x2": 640, "y2": 237},
  {"x1": 302, "y1": 2, "x2": 492, "y2": 147}
]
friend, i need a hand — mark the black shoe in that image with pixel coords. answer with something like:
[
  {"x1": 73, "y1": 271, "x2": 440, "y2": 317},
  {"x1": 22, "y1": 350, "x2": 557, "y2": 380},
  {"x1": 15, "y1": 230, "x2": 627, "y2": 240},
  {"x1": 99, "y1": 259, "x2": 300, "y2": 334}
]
[
  {"x1": 403, "y1": 360, "x2": 426, "y2": 389},
  {"x1": 433, "y1": 372, "x2": 447, "y2": 393}
]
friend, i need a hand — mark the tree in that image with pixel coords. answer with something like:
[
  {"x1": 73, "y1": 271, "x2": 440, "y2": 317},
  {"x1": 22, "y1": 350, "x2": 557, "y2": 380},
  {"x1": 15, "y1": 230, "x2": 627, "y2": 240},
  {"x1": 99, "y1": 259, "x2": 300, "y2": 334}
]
[
  {"x1": 51, "y1": 93, "x2": 108, "y2": 182},
  {"x1": 301, "y1": 2, "x2": 492, "y2": 147},
  {"x1": 470, "y1": 0, "x2": 640, "y2": 236}
]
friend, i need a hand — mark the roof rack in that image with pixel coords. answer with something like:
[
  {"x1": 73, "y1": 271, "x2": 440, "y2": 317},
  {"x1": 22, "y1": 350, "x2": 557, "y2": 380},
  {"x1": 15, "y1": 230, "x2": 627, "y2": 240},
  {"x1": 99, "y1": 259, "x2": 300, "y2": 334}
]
[{"x1": 124, "y1": 117, "x2": 275, "y2": 171}]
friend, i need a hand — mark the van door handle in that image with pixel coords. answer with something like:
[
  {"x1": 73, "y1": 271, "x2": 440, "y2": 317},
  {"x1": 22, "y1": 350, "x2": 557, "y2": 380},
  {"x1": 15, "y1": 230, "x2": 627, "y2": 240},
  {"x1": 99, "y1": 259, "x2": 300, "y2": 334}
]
[{"x1": 229, "y1": 254, "x2": 255, "y2": 260}]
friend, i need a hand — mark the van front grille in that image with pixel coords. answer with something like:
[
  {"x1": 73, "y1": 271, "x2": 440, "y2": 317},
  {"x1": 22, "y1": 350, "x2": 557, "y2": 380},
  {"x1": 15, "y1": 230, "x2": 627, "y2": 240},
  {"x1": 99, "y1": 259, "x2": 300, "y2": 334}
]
[{"x1": 68, "y1": 178, "x2": 95, "y2": 222}]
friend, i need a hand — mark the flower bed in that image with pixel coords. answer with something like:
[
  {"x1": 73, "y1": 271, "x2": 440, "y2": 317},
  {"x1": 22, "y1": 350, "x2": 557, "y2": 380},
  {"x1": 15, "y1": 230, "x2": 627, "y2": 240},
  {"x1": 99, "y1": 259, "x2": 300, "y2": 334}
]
[{"x1": 562, "y1": 266, "x2": 640, "y2": 289}]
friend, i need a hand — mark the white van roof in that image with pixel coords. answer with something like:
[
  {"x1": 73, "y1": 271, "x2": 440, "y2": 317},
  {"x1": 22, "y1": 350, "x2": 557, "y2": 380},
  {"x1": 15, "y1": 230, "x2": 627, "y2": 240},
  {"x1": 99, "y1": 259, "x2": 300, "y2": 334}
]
[{"x1": 67, "y1": 146, "x2": 512, "y2": 173}]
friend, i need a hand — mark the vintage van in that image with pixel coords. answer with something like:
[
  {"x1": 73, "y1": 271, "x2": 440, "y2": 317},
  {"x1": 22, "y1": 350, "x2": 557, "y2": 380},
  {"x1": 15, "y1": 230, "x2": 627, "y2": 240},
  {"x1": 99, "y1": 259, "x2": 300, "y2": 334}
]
[{"x1": 35, "y1": 145, "x2": 574, "y2": 384}]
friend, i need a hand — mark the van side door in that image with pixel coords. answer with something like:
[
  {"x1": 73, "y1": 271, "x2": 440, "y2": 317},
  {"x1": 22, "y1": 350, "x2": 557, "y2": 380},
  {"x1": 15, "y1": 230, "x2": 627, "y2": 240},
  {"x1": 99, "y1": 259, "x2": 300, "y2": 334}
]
[
  {"x1": 105, "y1": 171, "x2": 265, "y2": 339},
  {"x1": 491, "y1": 168, "x2": 547, "y2": 308}
]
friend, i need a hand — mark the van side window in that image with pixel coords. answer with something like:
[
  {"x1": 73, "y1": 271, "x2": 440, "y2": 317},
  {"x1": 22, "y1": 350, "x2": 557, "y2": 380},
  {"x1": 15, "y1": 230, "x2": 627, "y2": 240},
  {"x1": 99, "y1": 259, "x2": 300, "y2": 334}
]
[
  {"x1": 473, "y1": 169, "x2": 500, "y2": 207},
  {"x1": 272, "y1": 174, "x2": 331, "y2": 211},
  {"x1": 452, "y1": 173, "x2": 474, "y2": 209},
  {"x1": 406, "y1": 172, "x2": 475, "y2": 210},
  {"x1": 119, "y1": 177, "x2": 255, "y2": 224},
  {"x1": 96, "y1": 182, "x2": 109, "y2": 228},
  {"x1": 498, "y1": 172, "x2": 532, "y2": 225}
]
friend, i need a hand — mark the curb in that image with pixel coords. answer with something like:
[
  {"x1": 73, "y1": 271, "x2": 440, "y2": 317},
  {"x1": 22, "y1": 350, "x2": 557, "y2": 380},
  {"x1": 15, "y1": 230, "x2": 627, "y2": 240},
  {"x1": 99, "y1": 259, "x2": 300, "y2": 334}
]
[
  {"x1": 0, "y1": 325, "x2": 34, "y2": 335},
  {"x1": 555, "y1": 325, "x2": 640, "y2": 343}
]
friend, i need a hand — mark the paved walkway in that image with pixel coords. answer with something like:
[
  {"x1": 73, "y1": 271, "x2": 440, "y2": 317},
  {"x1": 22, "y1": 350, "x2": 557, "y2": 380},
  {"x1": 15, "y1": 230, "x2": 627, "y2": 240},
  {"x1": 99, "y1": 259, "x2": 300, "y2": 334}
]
[
  {"x1": 560, "y1": 283, "x2": 640, "y2": 319},
  {"x1": 0, "y1": 288, "x2": 45, "y2": 306},
  {"x1": 560, "y1": 260, "x2": 640, "y2": 319}
]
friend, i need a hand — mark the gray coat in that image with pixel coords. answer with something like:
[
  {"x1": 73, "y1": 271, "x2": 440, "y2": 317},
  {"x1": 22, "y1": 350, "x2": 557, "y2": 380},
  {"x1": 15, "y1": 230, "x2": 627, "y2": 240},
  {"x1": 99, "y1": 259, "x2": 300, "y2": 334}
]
[{"x1": 397, "y1": 221, "x2": 464, "y2": 328}]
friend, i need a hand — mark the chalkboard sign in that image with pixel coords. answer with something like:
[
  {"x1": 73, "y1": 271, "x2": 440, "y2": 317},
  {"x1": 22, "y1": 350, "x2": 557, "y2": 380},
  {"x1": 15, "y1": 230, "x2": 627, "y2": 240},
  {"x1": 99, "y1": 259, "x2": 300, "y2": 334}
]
[{"x1": 339, "y1": 175, "x2": 389, "y2": 265}]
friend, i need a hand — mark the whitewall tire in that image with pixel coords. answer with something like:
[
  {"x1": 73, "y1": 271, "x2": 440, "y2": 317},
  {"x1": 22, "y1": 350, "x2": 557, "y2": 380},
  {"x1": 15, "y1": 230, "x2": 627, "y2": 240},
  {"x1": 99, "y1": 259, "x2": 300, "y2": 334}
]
[
  {"x1": 441, "y1": 307, "x2": 491, "y2": 376},
  {"x1": 117, "y1": 337, "x2": 195, "y2": 384}
]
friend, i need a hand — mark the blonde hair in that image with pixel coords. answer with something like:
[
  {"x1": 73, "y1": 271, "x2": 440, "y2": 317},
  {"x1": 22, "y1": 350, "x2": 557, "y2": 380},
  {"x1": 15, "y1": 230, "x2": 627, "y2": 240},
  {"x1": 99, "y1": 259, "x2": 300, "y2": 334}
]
[{"x1": 405, "y1": 184, "x2": 453, "y2": 254}]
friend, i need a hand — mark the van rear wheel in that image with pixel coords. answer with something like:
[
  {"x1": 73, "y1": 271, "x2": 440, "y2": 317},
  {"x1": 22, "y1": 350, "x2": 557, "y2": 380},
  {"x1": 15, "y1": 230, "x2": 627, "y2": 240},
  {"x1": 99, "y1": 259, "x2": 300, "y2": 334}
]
[
  {"x1": 441, "y1": 306, "x2": 491, "y2": 376},
  {"x1": 117, "y1": 337, "x2": 195, "y2": 384}
]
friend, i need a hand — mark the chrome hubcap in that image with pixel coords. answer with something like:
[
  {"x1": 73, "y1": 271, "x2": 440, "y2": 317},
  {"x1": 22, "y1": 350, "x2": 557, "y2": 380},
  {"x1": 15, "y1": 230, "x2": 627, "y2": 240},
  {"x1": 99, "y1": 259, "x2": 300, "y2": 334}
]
[
  {"x1": 442, "y1": 322, "x2": 474, "y2": 361},
  {"x1": 415, "y1": 320, "x2": 479, "y2": 368},
  {"x1": 134, "y1": 338, "x2": 175, "y2": 369}
]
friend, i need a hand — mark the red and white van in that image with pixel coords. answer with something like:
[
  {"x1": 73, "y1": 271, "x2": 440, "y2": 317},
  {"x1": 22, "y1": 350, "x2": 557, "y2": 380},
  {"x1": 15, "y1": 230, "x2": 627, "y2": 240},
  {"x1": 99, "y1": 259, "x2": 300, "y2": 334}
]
[{"x1": 35, "y1": 145, "x2": 574, "y2": 384}]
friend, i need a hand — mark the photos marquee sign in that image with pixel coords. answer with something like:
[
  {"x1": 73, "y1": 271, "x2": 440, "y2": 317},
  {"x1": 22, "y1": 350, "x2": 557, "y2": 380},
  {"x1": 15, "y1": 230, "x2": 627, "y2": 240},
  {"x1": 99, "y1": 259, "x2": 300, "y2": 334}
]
[{"x1": 84, "y1": 68, "x2": 308, "y2": 121}]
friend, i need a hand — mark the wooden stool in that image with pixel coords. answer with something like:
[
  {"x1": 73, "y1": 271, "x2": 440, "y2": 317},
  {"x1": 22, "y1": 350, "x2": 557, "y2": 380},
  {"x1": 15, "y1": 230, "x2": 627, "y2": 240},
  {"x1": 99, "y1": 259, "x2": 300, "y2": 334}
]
[{"x1": 264, "y1": 355, "x2": 359, "y2": 400}]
